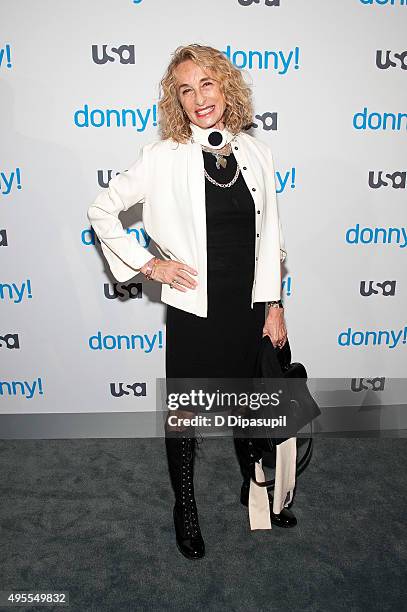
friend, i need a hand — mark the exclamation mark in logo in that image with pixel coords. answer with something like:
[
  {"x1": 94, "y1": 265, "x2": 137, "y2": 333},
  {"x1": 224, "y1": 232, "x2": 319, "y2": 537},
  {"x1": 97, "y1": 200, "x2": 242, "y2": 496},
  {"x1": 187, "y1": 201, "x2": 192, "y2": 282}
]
[
  {"x1": 26, "y1": 279, "x2": 32, "y2": 299},
  {"x1": 5, "y1": 43, "x2": 12, "y2": 68},
  {"x1": 152, "y1": 103, "x2": 157, "y2": 126},
  {"x1": 294, "y1": 46, "x2": 300, "y2": 70},
  {"x1": 16, "y1": 167, "x2": 21, "y2": 190},
  {"x1": 284, "y1": 276, "x2": 292, "y2": 296},
  {"x1": 403, "y1": 326, "x2": 407, "y2": 344},
  {"x1": 158, "y1": 330, "x2": 163, "y2": 348},
  {"x1": 290, "y1": 167, "x2": 296, "y2": 190},
  {"x1": 37, "y1": 377, "x2": 44, "y2": 395}
]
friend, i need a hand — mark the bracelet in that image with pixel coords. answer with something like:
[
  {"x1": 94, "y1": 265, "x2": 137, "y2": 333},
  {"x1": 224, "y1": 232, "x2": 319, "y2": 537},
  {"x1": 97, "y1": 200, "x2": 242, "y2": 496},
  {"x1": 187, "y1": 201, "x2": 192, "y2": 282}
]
[
  {"x1": 142, "y1": 257, "x2": 159, "y2": 280},
  {"x1": 267, "y1": 300, "x2": 283, "y2": 309}
]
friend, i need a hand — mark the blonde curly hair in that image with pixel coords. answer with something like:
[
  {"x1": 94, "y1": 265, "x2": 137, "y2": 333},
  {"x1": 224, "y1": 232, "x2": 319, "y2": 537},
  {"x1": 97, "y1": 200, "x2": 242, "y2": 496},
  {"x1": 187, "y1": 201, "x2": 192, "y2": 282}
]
[{"x1": 158, "y1": 43, "x2": 254, "y2": 143}]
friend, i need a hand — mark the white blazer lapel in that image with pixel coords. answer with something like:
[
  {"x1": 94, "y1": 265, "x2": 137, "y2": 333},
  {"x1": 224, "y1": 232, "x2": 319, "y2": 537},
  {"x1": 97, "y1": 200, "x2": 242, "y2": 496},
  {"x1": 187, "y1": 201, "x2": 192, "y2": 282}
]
[{"x1": 186, "y1": 142, "x2": 208, "y2": 299}]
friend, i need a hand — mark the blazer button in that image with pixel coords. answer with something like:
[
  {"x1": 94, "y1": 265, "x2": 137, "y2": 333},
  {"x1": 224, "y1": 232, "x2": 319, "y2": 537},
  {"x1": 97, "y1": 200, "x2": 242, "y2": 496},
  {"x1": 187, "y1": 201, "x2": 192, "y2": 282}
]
[
  {"x1": 252, "y1": 187, "x2": 256, "y2": 192},
  {"x1": 257, "y1": 210, "x2": 260, "y2": 214},
  {"x1": 257, "y1": 233, "x2": 260, "y2": 238},
  {"x1": 256, "y1": 257, "x2": 258, "y2": 261},
  {"x1": 243, "y1": 166, "x2": 247, "y2": 170},
  {"x1": 234, "y1": 146, "x2": 238, "y2": 150}
]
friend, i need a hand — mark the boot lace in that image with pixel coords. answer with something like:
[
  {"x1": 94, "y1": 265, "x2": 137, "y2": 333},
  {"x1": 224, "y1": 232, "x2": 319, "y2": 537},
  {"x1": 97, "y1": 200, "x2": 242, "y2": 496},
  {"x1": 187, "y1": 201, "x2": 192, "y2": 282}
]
[{"x1": 180, "y1": 436, "x2": 201, "y2": 538}]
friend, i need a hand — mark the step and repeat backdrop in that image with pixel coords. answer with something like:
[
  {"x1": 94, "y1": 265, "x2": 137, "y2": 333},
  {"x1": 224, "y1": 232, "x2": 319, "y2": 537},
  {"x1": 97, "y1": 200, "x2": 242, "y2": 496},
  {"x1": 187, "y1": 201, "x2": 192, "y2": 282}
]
[{"x1": 1, "y1": 0, "x2": 406, "y2": 421}]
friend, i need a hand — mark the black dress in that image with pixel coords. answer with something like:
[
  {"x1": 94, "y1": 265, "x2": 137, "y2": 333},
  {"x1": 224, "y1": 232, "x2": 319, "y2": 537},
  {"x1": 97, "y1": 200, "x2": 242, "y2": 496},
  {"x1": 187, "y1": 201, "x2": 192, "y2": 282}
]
[{"x1": 165, "y1": 148, "x2": 265, "y2": 396}]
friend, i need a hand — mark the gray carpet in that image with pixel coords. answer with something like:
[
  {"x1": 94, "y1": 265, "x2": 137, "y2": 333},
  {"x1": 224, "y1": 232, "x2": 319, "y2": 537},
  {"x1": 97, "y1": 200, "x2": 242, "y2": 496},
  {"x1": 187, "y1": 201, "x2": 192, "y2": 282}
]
[{"x1": 0, "y1": 438, "x2": 405, "y2": 612}]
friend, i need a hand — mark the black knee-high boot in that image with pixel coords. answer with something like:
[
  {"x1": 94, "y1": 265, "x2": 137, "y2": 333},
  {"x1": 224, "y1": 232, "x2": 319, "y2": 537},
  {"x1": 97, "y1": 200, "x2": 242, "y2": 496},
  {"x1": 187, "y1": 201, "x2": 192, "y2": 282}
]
[{"x1": 165, "y1": 432, "x2": 205, "y2": 560}]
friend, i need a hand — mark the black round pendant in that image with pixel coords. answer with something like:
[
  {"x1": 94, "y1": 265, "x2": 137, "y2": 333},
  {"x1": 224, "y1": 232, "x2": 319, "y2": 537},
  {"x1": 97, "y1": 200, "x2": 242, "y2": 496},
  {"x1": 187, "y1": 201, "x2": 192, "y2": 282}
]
[{"x1": 208, "y1": 131, "x2": 223, "y2": 147}]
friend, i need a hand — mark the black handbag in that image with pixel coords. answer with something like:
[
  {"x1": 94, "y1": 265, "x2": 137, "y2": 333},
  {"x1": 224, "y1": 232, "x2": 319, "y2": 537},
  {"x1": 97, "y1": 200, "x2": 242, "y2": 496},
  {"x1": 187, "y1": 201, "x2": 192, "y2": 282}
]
[{"x1": 247, "y1": 335, "x2": 321, "y2": 486}]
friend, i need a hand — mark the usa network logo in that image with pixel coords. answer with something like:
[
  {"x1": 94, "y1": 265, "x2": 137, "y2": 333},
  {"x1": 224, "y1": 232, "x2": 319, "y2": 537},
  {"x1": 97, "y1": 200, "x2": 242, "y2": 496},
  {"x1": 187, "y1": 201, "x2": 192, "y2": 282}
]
[
  {"x1": 368, "y1": 170, "x2": 406, "y2": 189},
  {"x1": 376, "y1": 49, "x2": 407, "y2": 70},
  {"x1": 97, "y1": 165, "x2": 154, "y2": 189},
  {"x1": 238, "y1": 0, "x2": 281, "y2": 5},
  {"x1": 97, "y1": 168, "x2": 124, "y2": 188},
  {"x1": 251, "y1": 111, "x2": 277, "y2": 131},
  {"x1": 350, "y1": 377, "x2": 385, "y2": 392},
  {"x1": 104, "y1": 282, "x2": 142, "y2": 300},
  {"x1": 92, "y1": 44, "x2": 136, "y2": 65},
  {"x1": 0, "y1": 333, "x2": 20, "y2": 349},
  {"x1": 110, "y1": 381, "x2": 146, "y2": 397},
  {"x1": 360, "y1": 280, "x2": 396, "y2": 296}
]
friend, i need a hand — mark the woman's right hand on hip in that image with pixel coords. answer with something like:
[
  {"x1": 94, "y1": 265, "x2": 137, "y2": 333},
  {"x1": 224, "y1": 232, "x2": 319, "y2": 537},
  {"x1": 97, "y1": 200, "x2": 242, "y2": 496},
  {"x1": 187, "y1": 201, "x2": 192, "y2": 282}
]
[{"x1": 142, "y1": 258, "x2": 198, "y2": 291}]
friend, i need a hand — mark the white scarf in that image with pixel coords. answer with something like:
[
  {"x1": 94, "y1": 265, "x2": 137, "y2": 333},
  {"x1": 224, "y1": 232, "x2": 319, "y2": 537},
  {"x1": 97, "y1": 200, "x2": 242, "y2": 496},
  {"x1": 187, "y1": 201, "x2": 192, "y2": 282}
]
[{"x1": 189, "y1": 121, "x2": 236, "y2": 150}]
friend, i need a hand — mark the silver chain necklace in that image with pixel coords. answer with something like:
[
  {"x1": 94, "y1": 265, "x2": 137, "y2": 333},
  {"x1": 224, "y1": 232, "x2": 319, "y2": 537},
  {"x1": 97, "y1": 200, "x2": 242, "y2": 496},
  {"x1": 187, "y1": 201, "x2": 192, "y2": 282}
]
[
  {"x1": 204, "y1": 163, "x2": 240, "y2": 188},
  {"x1": 201, "y1": 142, "x2": 240, "y2": 188}
]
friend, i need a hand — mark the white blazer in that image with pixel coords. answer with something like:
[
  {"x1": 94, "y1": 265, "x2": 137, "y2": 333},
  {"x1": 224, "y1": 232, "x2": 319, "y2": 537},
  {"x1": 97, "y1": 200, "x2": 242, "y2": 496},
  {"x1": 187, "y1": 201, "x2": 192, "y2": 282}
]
[{"x1": 87, "y1": 131, "x2": 287, "y2": 318}]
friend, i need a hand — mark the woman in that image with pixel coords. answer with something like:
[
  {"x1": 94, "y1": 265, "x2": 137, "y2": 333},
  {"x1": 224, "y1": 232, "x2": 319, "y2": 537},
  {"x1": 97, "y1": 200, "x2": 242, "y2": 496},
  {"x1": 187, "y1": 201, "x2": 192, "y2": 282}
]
[{"x1": 87, "y1": 44, "x2": 296, "y2": 561}]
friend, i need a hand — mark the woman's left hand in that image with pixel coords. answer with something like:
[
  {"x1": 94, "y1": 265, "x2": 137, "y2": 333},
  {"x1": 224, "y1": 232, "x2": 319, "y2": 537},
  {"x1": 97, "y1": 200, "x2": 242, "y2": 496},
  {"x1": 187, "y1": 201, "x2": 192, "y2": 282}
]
[{"x1": 263, "y1": 307, "x2": 287, "y2": 349}]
